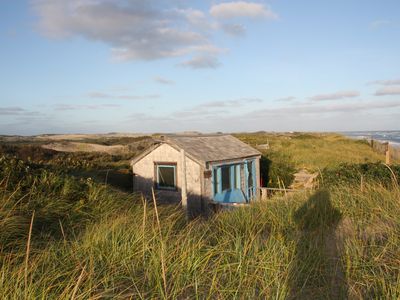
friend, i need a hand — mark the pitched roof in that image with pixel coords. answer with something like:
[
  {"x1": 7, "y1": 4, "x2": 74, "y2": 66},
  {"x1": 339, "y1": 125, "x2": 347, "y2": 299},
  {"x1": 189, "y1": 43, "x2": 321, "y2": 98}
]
[{"x1": 165, "y1": 134, "x2": 261, "y2": 163}]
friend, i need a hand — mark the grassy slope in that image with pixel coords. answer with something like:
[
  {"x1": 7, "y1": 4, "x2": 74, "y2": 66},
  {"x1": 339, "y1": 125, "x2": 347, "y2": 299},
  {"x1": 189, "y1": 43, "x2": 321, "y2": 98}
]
[
  {"x1": 1, "y1": 133, "x2": 399, "y2": 299},
  {"x1": 235, "y1": 133, "x2": 385, "y2": 170},
  {"x1": 1, "y1": 181, "x2": 399, "y2": 298}
]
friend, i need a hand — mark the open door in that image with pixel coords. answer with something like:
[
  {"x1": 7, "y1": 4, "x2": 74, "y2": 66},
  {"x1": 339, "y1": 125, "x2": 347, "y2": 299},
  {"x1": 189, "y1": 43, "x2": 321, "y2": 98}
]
[
  {"x1": 245, "y1": 160, "x2": 257, "y2": 202},
  {"x1": 212, "y1": 164, "x2": 246, "y2": 203}
]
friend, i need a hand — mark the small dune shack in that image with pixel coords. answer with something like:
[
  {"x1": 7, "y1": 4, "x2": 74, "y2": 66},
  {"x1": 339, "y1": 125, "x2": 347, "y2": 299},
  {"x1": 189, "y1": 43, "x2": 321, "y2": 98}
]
[{"x1": 131, "y1": 134, "x2": 261, "y2": 214}]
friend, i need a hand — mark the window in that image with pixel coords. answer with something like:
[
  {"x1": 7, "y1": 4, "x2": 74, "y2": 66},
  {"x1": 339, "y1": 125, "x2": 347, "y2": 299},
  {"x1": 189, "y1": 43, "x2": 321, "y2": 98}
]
[
  {"x1": 213, "y1": 168, "x2": 218, "y2": 195},
  {"x1": 221, "y1": 166, "x2": 231, "y2": 192},
  {"x1": 156, "y1": 163, "x2": 176, "y2": 190},
  {"x1": 247, "y1": 160, "x2": 254, "y2": 188},
  {"x1": 213, "y1": 164, "x2": 241, "y2": 194}
]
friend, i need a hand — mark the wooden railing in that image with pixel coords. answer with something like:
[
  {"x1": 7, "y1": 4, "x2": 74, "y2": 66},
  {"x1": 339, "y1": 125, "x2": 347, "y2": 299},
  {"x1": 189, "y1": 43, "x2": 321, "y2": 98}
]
[
  {"x1": 259, "y1": 187, "x2": 305, "y2": 200},
  {"x1": 369, "y1": 139, "x2": 400, "y2": 164}
]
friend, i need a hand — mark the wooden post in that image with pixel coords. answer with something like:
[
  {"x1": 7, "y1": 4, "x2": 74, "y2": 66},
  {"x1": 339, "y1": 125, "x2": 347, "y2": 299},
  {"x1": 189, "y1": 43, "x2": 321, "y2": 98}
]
[
  {"x1": 180, "y1": 149, "x2": 188, "y2": 210},
  {"x1": 386, "y1": 148, "x2": 391, "y2": 165},
  {"x1": 360, "y1": 175, "x2": 364, "y2": 192}
]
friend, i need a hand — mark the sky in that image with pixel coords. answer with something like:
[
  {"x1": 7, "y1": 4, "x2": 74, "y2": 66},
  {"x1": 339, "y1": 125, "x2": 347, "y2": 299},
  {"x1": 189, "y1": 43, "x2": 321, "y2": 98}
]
[{"x1": 1, "y1": 0, "x2": 400, "y2": 135}]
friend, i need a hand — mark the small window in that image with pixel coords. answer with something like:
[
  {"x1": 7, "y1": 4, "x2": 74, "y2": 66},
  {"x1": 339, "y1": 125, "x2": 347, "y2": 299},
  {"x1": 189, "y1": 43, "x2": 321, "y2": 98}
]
[
  {"x1": 213, "y1": 168, "x2": 219, "y2": 194},
  {"x1": 213, "y1": 164, "x2": 241, "y2": 195},
  {"x1": 156, "y1": 164, "x2": 176, "y2": 190},
  {"x1": 221, "y1": 166, "x2": 231, "y2": 192}
]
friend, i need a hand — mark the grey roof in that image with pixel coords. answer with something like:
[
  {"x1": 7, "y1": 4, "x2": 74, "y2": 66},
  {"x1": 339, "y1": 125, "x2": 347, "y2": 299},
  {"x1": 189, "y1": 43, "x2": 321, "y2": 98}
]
[{"x1": 165, "y1": 134, "x2": 261, "y2": 163}]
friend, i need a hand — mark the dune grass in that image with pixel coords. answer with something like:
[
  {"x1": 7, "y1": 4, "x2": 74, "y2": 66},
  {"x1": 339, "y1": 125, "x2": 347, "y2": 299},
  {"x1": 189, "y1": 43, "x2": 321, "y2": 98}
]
[
  {"x1": 1, "y1": 158, "x2": 399, "y2": 298},
  {"x1": 1, "y1": 134, "x2": 399, "y2": 299},
  {"x1": 235, "y1": 132, "x2": 385, "y2": 171}
]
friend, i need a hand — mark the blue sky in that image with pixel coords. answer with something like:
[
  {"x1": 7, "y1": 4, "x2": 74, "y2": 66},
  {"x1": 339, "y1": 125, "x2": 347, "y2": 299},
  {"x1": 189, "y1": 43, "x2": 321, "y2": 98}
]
[{"x1": 1, "y1": 0, "x2": 400, "y2": 135}]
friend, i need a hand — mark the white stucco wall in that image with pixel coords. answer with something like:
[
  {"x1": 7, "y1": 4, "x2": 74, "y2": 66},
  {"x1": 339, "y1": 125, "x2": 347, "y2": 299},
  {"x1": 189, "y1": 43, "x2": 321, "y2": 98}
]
[{"x1": 132, "y1": 143, "x2": 202, "y2": 213}]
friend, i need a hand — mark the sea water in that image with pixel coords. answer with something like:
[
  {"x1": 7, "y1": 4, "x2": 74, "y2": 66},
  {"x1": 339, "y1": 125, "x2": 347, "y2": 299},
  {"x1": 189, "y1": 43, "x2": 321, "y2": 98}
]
[{"x1": 343, "y1": 130, "x2": 400, "y2": 148}]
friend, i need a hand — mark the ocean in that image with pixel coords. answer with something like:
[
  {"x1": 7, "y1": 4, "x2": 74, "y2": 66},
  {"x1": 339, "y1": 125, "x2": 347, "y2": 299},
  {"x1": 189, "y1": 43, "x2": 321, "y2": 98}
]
[{"x1": 343, "y1": 131, "x2": 400, "y2": 147}]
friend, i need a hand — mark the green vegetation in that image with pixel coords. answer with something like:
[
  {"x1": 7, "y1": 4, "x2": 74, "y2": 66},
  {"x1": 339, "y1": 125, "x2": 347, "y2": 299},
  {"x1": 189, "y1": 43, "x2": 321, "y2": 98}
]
[
  {"x1": 260, "y1": 152, "x2": 295, "y2": 188},
  {"x1": 0, "y1": 133, "x2": 399, "y2": 298},
  {"x1": 321, "y1": 162, "x2": 400, "y2": 187},
  {"x1": 235, "y1": 132, "x2": 385, "y2": 171}
]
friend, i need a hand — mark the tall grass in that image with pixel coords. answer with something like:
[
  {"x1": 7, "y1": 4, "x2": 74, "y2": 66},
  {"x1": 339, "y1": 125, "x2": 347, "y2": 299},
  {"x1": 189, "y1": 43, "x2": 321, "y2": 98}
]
[
  {"x1": 1, "y1": 141, "x2": 400, "y2": 299},
  {"x1": 236, "y1": 133, "x2": 385, "y2": 170},
  {"x1": 1, "y1": 164, "x2": 399, "y2": 298}
]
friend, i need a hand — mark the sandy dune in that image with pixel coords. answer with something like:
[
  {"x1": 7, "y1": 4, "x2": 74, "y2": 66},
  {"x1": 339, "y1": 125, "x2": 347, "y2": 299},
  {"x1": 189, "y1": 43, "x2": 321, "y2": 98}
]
[
  {"x1": 42, "y1": 142, "x2": 129, "y2": 154},
  {"x1": 35, "y1": 133, "x2": 144, "y2": 141}
]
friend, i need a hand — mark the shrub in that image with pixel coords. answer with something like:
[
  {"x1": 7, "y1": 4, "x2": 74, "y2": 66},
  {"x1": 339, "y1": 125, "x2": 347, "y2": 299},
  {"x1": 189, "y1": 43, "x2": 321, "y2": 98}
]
[
  {"x1": 260, "y1": 152, "x2": 295, "y2": 188},
  {"x1": 320, "y1": 162, "x2": 400, "y2": 187},
  {"x1": 0, "y1": 155, "x2": 134, "y2": 251}
]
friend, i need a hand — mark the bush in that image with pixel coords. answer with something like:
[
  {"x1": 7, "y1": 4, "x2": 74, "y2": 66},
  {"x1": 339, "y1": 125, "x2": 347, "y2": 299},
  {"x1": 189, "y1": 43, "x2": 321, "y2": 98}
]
[
  {"x1": 0, "y1": 154, "x2": 134, "y2": 251},
  {"x1": 321, "y1": 162, "x2": 400, "y2": 187},
  {"x1": 260, "y1": 152, "x2": 295, "y2": 188}
]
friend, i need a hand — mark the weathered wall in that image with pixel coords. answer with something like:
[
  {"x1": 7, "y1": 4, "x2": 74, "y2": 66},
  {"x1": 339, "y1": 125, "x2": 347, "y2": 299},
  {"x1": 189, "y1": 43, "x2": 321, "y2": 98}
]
[{"x1": 132, "y1": 143, "x2": 202, "y2": 213}]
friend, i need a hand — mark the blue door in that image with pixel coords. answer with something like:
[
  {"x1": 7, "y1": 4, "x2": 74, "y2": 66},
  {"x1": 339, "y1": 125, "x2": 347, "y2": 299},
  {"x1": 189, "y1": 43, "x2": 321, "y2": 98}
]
[
  {"x1": 212, "y1": 164, "x2": 246, "y2": 203},
  {"x1": 244, "y1": 160, "x2": 257, "y2": 201}
]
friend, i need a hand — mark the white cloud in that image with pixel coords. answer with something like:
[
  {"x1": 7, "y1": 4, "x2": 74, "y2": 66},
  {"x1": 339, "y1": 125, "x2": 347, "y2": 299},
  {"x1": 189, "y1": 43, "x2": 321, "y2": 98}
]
[
  {"x1": 54, "y1": 103, "x2": 120, "y2": 111},
  {"x1": 87, "y1": 92, "x2": 160, "y2": 100},
  {"x1": 368, "y1": 79, "x2": 400, "y2": 86},
  {"x1": 122, "y1": 99, "x2": 400, "y2": 132},
  {"x1": 210, "y1": 1, "x2": 278, "y2": 19},
  {"x1": 370, "y1": 20, "x2": 395, "y2": 29},
  {"x1": 374, "y1": 86, "x2": 400, "y2": 96},
  {"x1": 32, "y1": 0, "x2": 222, "y2": 63},
  {"x1": 309, "y1": 90, "x2": 360, "y2": 101},
  {"x1": 0, "y1": 107, "x2": 26, "y2": 115},
  {"x1": 248, "y1": 100, "x2": 400, "y2": 117},
  {"x1": 154, "y1": 76, "x2": 175, "y2": 85},
  {"x1": 172, "y1": 98, "x2": 262, "y2": 118},
  {"x1": 32, "y1": 0, "x2": 278, "y2": 68},
  {"x1": 221, "y1": 23, "x2": 246, "y2": 36},
  {"x1": 276, "y1": 96, "x2": 296, "y2": 102},
  {"x1": 0, "y1": 106, "x2": 43, "y2": 116},
  {"x1": 179, "y1": 55, "x2": 221, "y2": 69}
]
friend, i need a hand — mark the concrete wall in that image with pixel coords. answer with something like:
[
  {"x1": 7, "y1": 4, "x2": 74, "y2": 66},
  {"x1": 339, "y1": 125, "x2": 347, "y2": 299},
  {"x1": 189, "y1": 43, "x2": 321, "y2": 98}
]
[{"x1": 132, "y1": 143, "x2": 203, "y2": 215}]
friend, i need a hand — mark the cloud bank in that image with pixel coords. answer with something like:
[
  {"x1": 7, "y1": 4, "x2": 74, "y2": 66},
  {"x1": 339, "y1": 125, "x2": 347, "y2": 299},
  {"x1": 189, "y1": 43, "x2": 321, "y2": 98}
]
[
  {"x1": 309, "y1": 90, "x2": 360, "y2": 101},
  {"x1": 210, "y1": 1, "x2": 278, "y2": 19},
  {"x1": 32, "y1": 0, "x2": 277, "y2": 68}
]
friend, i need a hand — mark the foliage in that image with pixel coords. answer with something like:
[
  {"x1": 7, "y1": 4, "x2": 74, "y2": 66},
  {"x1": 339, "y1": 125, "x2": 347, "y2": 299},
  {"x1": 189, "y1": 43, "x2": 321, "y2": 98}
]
[
  {"x1": 321, "y1": 162, "x2": 400, "y2": 187},
  {"x1": 235, "y1": 132, "x2": 385, "y2": 171},
  {"x1": 0, "y1": 155, "x2": 133, "y2": 251},
  {"x1": 0, "y1": 133, "x2": 400, "y2": 298},
  {"x1": 0, "y1": 173, "x2": 399, "y2": 298},
  {"x1": 260, "y1": 152, "x2": 295, "y2": 188}
]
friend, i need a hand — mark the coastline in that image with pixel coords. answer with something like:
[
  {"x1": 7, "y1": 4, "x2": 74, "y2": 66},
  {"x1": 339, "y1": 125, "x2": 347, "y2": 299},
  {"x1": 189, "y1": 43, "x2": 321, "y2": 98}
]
[{"x1": 342, "y1": 131, "x2": 400, "y2": 148}]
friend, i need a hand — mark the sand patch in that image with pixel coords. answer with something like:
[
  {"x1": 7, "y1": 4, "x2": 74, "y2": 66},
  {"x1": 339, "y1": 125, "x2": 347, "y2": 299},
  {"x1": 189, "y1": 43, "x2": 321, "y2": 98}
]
[{"x1": 42, "y1": 142, "x2": 129, "y2": 155}]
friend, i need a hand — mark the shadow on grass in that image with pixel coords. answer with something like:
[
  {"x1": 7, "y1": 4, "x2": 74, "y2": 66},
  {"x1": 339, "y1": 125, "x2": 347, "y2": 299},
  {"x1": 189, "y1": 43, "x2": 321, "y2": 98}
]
[
  {"x1": 71, "y1": 168, "x2": 133, "y2": 192},
  {"x1": 289, "y1": 190, "x2": 347, "y2": 299}
]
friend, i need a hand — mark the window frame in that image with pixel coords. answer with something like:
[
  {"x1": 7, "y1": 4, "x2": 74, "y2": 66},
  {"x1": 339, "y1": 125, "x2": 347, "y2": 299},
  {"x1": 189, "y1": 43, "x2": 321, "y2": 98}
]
[
  {"x1": 154, "y1": 162, "x2": 177, "y2": 191},
  {"x1": 213, "y1": 163, "x2": 242, "y2": 195}
]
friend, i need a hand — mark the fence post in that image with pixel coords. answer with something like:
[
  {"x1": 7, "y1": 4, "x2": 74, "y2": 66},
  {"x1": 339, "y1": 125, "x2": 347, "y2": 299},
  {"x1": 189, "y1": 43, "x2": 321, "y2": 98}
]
[
  {"x1": 386, "y1": 148, "x2": 391, "y2": 165},
  {"x1": 360, "y1": 175, "x2": 364, "y2": 192}
]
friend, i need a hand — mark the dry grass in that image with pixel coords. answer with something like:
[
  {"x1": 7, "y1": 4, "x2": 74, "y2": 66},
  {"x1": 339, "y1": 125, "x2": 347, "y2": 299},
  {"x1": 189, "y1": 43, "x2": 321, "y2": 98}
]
[
  {"x1": 236, "y1": 132, "x2": 385, "y2": 171},
  {"x1": 1, "y1": 133, "x2": 399, "y2": 299}
]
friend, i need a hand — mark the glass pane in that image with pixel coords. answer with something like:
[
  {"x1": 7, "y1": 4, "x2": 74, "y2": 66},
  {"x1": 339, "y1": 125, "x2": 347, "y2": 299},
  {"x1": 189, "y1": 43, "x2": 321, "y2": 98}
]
[
  {"x1": 221, "y1": 166, "x2": 230, "y2": 191},
  {"x1": 158, "y1": 166, "x2": 175, "y2": 188},
  {"x1": 247, "y1": 161, "x2": 253, "y2": 188},
  {"x1": 213, "y1": 168, "x2": 218, "y2": 194},
  {"x1": 234, "y1": 165, "x2": 240, "y2": 189}
]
